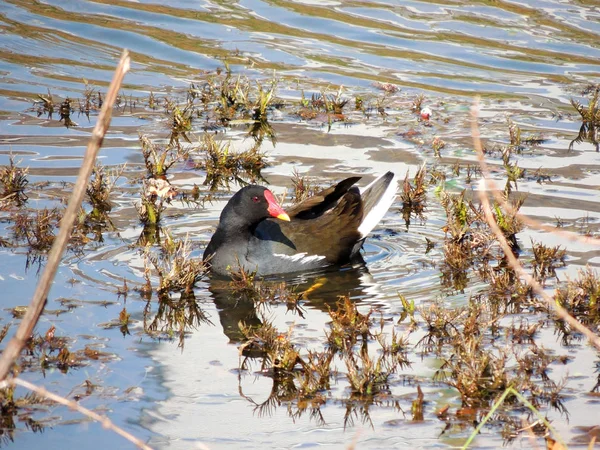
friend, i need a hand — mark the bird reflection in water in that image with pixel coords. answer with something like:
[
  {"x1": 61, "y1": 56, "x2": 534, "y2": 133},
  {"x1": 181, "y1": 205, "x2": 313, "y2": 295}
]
[
  {"x1": 205, "y1": 263, "x2": 402, "y2": 429},
  {"x1": 206, "y1": 263, "x2": 378, "y2": 343}
]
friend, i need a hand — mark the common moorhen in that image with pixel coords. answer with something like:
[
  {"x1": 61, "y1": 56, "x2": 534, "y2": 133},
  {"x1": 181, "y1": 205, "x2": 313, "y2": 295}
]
[{"x1": 203, "y1": 171, "x2": 396, "y2": 276}]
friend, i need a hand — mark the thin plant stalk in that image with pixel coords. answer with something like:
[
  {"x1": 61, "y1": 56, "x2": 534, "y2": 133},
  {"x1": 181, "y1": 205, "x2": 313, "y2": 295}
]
[
  {"x1": 461, "y1": 387, "x2": 565, "y2": 449},
  {"x1": 471, "y1": 98, "x2": 600, "y2": 352},
  {"x1": 0, "y1": 50, "x2": 131, "y2": 380},
  {"x1": 0, "y1": 378, "x2": 154, "y2": 450},
  {"x1": 473, "y1": 102, "x2": 600, "y2": 248}
]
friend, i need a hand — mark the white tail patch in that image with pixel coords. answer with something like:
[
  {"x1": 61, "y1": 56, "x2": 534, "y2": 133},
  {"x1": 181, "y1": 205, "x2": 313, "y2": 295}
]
[{"x1": 357, "y1": 172, "x2": 397, "y2": 238}]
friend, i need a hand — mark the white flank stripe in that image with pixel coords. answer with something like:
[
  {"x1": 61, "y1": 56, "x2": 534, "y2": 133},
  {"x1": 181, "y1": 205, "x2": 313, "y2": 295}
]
[
  {"x1": 357, "y1": 172, "x2": 397, "y2": 238},
  {"x1": 274, "y1": 252, "x2": 327, "y2": 265}
]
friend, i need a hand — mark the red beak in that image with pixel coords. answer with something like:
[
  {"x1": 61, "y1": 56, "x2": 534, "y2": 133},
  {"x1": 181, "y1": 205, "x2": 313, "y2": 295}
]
[{"x1": 264, "y1": 190, "x2": 290, "y2": 221}]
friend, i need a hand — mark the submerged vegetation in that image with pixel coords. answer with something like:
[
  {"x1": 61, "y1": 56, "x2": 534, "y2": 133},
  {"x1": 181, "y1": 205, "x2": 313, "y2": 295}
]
[{"x1": 0, "y1": 66, "x2": 600, "y2": 449}]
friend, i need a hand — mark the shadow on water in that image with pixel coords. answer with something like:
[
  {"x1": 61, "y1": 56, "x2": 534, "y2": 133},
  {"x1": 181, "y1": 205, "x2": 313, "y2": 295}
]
[{"x1": 207, "y1": 264, "x2": 375, "y2": 342}]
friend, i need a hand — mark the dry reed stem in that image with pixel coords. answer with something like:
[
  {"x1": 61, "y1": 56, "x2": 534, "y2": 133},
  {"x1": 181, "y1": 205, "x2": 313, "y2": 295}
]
[
  {"x1": 0, "y1": 378, "x2": 153, "y2": 450},
  {"x1": 471, "y1": 99, "x2": 600, "y2": 351},
  {"x1": 473, "y1": 105, "x2": 600, "y2": 247},
  {"x1": 0, "y1": 50, "x2": 131, "y2": 380},
  {"x1": 511, "y1": 211, "x2": 600, "y2": 246}
]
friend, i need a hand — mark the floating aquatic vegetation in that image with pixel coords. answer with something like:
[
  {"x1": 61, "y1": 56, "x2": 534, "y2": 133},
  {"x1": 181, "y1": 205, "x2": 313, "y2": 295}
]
[
  {"x1": 502, "y1": 159, "x2": 524, "y2": 197},
  {"x1": 195, "y1": 132, "x2": 268, "y2": 191},
  {"x1": 463, "y1": 164, "x2": 480, "y2": 184},
  {"x1": 7, "y1": 61, "x2": 600, "y2": 449},
  {"x1": 10, "y1": 208, "x2": 60, "y2": 253},
  {"x1": 290, "y1": 169, "x2": 320, "y2": 205},
  {"x1": 251, "y1": 79, "x2": 278, "y2": 122},
  {"x1": 530, "y1": 241, "x2": 566, "y2": 286},
  {"x1": 215, "y1": 68, "x2": 248, "y2": 124},
  {"x1": 397, "y1": 293, "x2": 417, "y2": 328},
  {"x1": 426, "y1": 297, "x2": 567, "y2": 411},
  {"x1": 32, "y1": 89, "x2": 54, "y2": 119},
  {"x1": 137, "y1": 178, "x2": 177, "y2": 224},
  {"x1": 0, "y1": 156, "x2": 29, "y2": 208},
  {"x1": 228, "y1": 264, "x2": 305, "y2": 317},
  {"x1": 246, "y1": 116, "x2": 276, "y2": 147},
  {"x1": 164, "y1": 99, "x2": 194, "y2": 148},
  {"x1": 439, "y1": 190, "x2": 489, "y2": 291},
  {"x1": 135, "y1": 136, "x2": 181, "y2": 231},
  {"x1": 141, "y1": 237, "x2": 210, "y2": 347},
  {"x1": 321, "y1": 87, "x2": 349, "y2": 116},
  {"x1": 344, "y1": 324, "x2": 410, "y2": 398},
  {"x1": 400, "y1": 164, "x2": 427, "y2": 227},
  {"x1": 354, "y1": 94, "x2": 364, "y2": 113},
  {"x1": 326, "y1": 295, "x2": 373, "y2": 353},
  {"x1": 143, "y1": 235, "x2": 206, "y2": 295},
  {"x1": 83, "y1": 164, "x2": 125, "y2": 241},
  {"x1": 238, "y1": 316, "x2": 300, "y2": 373},
  {"x1": 506, "y1": 117, "x2": 545, "y2": 153},
  {"x1": 554, "y1": 267, "x2": 600, "y2": 330},
  {"x1": 431, "y1": 137, "x2": 445, "y2": 157},
  {"x1": 492, "y1": 198, "x2": 524, "y2": 252},
  {"x1": 411, "y1": 93, "x2": 426, "y2": 114},
  {"x1": 236, "y1": 294, "x2": 413, "y2": 429},
  {"x1": 143, "y1": 290, "x2": 211, "y2": 348},
  {"x1": 296, "y1": 87, "x2": 349, "y2": 125},
  {"x1": 139, "y1": 134, "x2": 182, "y2": 179},
  {"x1": 372, "y1": 82, "x2": 399, "y2": 95},
  {"x1": 78, "y1": 80, "x2": 103, "y2": 121},
  {"x1": 59, "y1": 98, "x2": 76, "y2": 128},
  {"x1": 569, "y1": 85, "x2": 600, "y2": 151},
  {"x1": 86, "y1": 165, "x2": 115, "y2": 219}
]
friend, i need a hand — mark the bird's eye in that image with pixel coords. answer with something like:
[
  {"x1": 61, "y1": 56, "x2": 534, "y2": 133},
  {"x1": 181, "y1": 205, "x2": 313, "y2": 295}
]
[{"x1": 252, "y1": 196, "x2": 260, "y2": 203}]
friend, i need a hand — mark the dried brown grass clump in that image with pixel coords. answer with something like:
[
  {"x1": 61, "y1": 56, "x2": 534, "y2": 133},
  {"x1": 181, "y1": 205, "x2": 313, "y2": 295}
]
[
  {"x1": 236, "y1": 293, "x2": 412, "y2": 428},
  {"x1": 143, "y1": 236, "x2": 206, "y2": 295},
  {"x1": 419, "y1": 297, "x2": 567, "y2": 413},
  {"x1": 439, "y1": 191, "x2": 490, "y2": 291},
  {"x1": 290, "y1": 170, "x2": 320, "y2": 205},
  {"x1": 530, "y1": 241, "x2": 566, "y2": 286},
  {"x1": 83, "y1": 165, "x2": 125, "y2": 237},
  {"x1": 326, "y1": 295, "x2": 373, "y2": 352},
  {"x1": 196, "y1": 132, "x2": 268, "y2": 191},
  {"x1": 400, "y1": 165, "x2": 427, "y2": 226},
  {"x1": 554, "y1": 267, "x2": 600, "y2": 328},
  {"x1": 297, "y1": 87, "x2": 349, "y2": 126},
  {"x1": 11, "y1": 208, "x2": 60, "y2": 253},
  {"x1": 141, "y1": 237, "x2": 210, "y2": 347},
  {"x1": 0, "y1": 156, "x2": 28, "y2": 208},
  {"x1": 229, "y1": 266, "x2": 305, "y2": 316},
  {"x1": 570, "y1": 86, "x2": 600, "y2": 151}
]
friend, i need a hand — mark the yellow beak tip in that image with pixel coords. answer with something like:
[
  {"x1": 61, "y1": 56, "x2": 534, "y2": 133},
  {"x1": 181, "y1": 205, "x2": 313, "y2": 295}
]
[{"x1": 277, "y1": 213, "x2": 291, "y2": 222}]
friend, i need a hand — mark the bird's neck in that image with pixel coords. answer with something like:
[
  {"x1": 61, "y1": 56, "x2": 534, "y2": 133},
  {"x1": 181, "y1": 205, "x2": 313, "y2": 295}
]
[{"x1": 218, "y1": 216, "x2": 257, "y2": 236}]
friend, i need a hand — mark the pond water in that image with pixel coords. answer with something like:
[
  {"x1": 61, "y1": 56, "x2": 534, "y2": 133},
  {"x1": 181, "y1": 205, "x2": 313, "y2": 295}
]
[{"x1": 1, "y1": 0, "x2": 600, "y2": 449}]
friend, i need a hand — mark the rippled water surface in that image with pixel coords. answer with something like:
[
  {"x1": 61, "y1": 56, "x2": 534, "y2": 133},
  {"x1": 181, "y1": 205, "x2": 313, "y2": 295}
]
[{"x1": 1, "y1": 0, "x2": 600, "y2": 449}]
